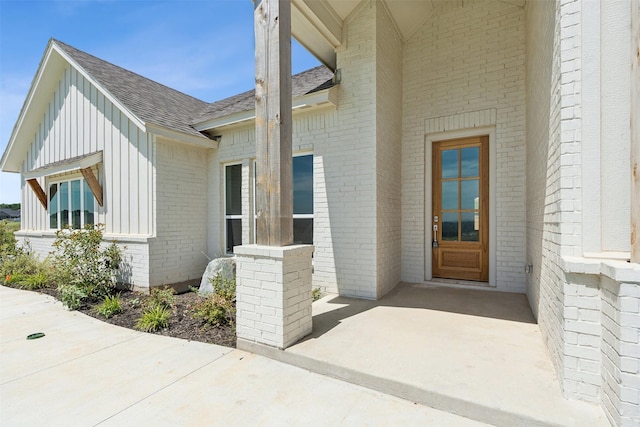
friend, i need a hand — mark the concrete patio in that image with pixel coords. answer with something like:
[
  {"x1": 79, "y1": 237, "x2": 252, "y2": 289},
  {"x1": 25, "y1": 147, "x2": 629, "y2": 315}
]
[{"x1": 239, "y1": 283, "x2": 610, "y2": 426}]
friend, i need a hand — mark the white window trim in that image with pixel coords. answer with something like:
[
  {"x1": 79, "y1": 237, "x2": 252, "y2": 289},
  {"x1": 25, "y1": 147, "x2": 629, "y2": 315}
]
[
  {"x1": 224, "y1": 162, "x2": 243, "y2": 255},
  {"x1": 48, "y1": 175, "x2": 96, "y2": 230}
]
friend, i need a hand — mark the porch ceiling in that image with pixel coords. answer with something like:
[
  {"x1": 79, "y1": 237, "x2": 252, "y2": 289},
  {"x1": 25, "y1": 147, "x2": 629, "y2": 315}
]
[{"x1": 292, "y1": 0, "x2": 526, "y2": 70}]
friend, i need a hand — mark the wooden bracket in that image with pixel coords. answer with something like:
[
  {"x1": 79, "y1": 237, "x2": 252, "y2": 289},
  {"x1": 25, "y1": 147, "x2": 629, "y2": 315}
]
[
  {"x1": 80, "y1": 167, "x2": 104, "y2": 207},
  {"x1": 27, "y1": 179, "x2": 48, "y2": 209}
]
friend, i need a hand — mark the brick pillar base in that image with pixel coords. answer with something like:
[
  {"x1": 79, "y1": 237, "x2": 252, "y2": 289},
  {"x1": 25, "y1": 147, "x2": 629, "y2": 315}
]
[{"x1": 235, "y1": 244, "x2": 314, "y2": 349}]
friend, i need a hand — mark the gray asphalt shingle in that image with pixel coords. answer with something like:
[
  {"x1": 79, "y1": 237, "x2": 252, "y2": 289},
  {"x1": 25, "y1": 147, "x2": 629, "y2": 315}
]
[{"x1": 53, "y1": 40, "x2": 335, "y2": 136}]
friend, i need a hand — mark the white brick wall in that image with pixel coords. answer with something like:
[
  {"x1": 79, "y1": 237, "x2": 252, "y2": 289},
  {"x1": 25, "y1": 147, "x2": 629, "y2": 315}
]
[
  {"x1": 375, "y1": 2, "x2": 403, "y2": 297},
  {"x1": 601, "y1": 277, "x2": 640, "y2": 426},
  {"x1": 525, "y1": 0, "x2": 565, "y2": 377},
  {"x1": 208, "y1": 4, "x2": 381, "y2": 299},
  {"x1": 149, "y1": 139, "x2": 209, "y2": 286},
  {"x1": 15, "y1": 231, "x2": 151, "y2": 288},
  {"x1": 235, "y1": 244, "x2": 313, "y2": 348},
  {"x1": 401, "y1": 0, "x2": 527, "y2": 291}
]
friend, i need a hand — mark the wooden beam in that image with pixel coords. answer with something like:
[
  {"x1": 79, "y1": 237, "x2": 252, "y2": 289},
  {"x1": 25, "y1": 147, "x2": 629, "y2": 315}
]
[
  {"x1": 80, "y1": 167, "x2": 104, "y2": 207},
  {"x1": 27, "y1": 179, "x2": 47, "y2": 209},
  {"x1": 254, "y1": 0, "x2": 293, "y2": 246},
  {"x1": 632, "y1": 0, "x2": 639, "y2": 263}
]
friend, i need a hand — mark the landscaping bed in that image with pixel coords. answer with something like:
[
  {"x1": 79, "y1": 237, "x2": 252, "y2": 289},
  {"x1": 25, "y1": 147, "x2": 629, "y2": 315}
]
[
  {"x1": 23, "y1": 286, "x2": 237, "y2": 347},
  {"x1": 1, "y1": 222, "x2": 236, "y2": 348}
]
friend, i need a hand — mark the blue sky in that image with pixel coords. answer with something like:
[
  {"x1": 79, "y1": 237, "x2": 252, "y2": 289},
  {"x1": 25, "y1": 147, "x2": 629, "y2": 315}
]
[{"x1": 0, "y1": 0, "x2": 320, "y2": 203}]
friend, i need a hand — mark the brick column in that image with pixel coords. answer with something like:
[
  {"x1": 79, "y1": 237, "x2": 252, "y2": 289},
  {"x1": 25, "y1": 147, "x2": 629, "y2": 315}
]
[{"x1": 235, "y1": 244, "x2": 313, "y2": 349}]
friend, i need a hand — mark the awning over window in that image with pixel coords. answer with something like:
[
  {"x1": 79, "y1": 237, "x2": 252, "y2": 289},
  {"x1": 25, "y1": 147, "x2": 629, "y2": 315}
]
[
  {"x1": 24, "y1": 151, "x2": 103, "y2": 208},
  {"x1": 23, "y1": 151, "x2": 102, "y2": 179}
]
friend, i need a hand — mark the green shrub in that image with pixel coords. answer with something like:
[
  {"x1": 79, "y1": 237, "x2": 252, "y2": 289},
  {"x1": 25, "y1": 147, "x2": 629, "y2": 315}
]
[
  {"x1": 58, "y1": 285, "x2": 87, "y2": 310},
  {"x1": 5, "y1": 272, "x2": 28, "y2": 287},
  {"x1": 193, "y1": 294, "x2": 234, "y2": 327},
  {"x1": 210, "y1": 275, "x2": 235, "y2": 302},
  {"x1": 1, "y1": 250, "x2": 52, "y2": 289},
  {"x1": 0, "y1": 220, "x2": 20, "y2": 259},
  {"x1": 96, "y1": 294, "x2": 122, "y2": 319},
  {"x1": 193, "y1": 275, "x2": 236, "y2": 327},
  {"x1": 136, "y1": 305, "x2": 170, "y2": 332},
  {"x1": 51, "y1": 224, "x2": 123, "y2": 302},
  {"x1": 148, "y1": 287, "x2": 175, "y2": 310},
  {"x1": 22, "y1": 271, "x2": 52, "y2": 290},
  {"x1": 312, "y1": 287, "x2": 322, "y2": 302}
]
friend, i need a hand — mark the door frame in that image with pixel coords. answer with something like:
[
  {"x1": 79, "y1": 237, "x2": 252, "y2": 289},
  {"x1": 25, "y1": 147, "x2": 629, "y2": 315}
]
[{"x1": 424, "y1": 126, "x2": 496, "y2": 287}]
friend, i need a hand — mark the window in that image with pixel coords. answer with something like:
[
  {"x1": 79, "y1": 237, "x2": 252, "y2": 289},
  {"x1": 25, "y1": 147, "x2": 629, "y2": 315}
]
[
  {"x1": 225, "y1": 163, "x2": 242, "y2": 254},
  {"x1": 49, "y1": 178, "x2": 95, "y2": 229},
  {"x1": 253, "y1": 154, "x2": 314, "y2": 245},
  {"x1": 292, "y1": 154, "x2": 313, "y2": 244}
]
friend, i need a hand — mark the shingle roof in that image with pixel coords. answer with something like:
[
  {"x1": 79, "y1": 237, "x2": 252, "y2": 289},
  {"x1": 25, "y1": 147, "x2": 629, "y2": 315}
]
[
  {"x1": 53, "y1": 40, "x2": 335, "y2": 136},
  {"x1": 53, "y1": 39, "x2": 210, "y2": 139},
  {"x1": 192, "y1": 66, "x2": 335, "y2": 125}
]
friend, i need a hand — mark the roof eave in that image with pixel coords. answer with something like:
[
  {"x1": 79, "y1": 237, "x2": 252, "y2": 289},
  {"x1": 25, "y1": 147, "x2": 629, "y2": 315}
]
[
  {"x1": 147, "y1": 124, "x2": 219, "y2": 149},
  {"x1": 193, "y1": 86, "x2": 338, "y2": 133},
  {"x1": 1, "y1": 40, "x2": 147, "y2": 173}
]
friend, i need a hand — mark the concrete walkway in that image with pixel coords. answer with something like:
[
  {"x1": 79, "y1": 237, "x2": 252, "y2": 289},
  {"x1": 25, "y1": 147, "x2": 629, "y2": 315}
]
[
  {"x1": 0, "y1": 285, "x2": 486, "y2": 426},
  {"x1": 240, "y1": 283, "x2": 610, "y2": 427}
]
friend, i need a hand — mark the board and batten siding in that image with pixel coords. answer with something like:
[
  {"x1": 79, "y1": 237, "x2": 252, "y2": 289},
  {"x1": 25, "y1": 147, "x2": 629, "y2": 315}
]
[{"x1": 20, "y1": 64, "x2": 154, "y2": 237}]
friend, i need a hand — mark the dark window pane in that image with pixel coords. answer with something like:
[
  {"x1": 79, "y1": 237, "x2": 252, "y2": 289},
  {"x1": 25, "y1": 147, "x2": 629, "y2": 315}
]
[
  {"x1": 461, "y1": 212, "x2": 479, "y2": 242},
  {"x1": 441, "y1": 149, "x2": 458, "y2": 178},
  {"x1": 225, "y1": 164, "x2": 242, "y2": 215},
  {"x1": 293, "y1": 155, "x2": 313, "y2": 214},
  {"x1": 461, "y1": 179, "x2": 479, "y2": 210},
  {"x1": 60, "y1": 182, "x2": 69, "y2": 228},
  {"x1": 49, "y1": 184, "x2": 58, "y2": 229},
  {"x1": 83, "y1": 180, "x2": 94, "y2": 226},
  {"x1": 441, "y1": 212, "x2": 458, "y2": 241},
  {"x1": 71, "y1": 180, "x2": 81, "y2": 229},
  {"x1": 461, "y1": 147, "x2": 479, "y2": 177},
  {"x1": 226, "y1": 219, "x2": 242, "y2": 253},
  {"x1": 293, "y1": 218, "x2": 313, "y2": 244},
  {"x1": 442, "y1": 181, "x2": 458, "y2": 210}
]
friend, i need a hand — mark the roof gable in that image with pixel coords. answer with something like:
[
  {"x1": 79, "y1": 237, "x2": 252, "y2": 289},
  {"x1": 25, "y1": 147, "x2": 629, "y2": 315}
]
[
  {"x1": 52, "y1": 40, "x2": 209, "y2": 139},
  {"x1": 1, "y1": 39, "x2": 213, "y2": 172}
]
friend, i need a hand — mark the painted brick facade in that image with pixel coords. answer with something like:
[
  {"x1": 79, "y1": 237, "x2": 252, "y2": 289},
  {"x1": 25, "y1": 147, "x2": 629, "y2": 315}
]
[
  {"x1": 149, "y1": 139, "x2": 209, "y2": 286},
  {"x1": 235, "y1": 244, "x2": 313, "y2": 348},
  {"x1": 401, "y1": 0, "x2": 527, "y2": 291},
  {"x1": 527, "y1": 0, "x2": 639, "y2": 424},
  {"x1": 375, "y1": 3, "x2": 403, "y2": 297}
]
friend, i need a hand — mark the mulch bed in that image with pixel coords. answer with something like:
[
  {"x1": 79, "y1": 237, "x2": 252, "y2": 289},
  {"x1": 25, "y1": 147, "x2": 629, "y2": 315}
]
[{"x1": 36, "y1": 287, "x2": 236, "y2": 347}]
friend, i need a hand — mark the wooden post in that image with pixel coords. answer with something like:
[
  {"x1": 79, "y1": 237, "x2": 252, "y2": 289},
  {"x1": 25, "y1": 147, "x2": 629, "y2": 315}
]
[
  {"x1": 632, "y1": 0, "x2": 640, "y2": 263},
  {"x1": 254, "y1": 0, "x2": 293, "y2": 246}
]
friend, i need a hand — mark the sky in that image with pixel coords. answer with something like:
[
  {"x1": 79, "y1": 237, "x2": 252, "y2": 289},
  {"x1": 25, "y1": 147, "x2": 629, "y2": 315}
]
[{"x1": 0, "y1": 0, "x2": 321, "y2": 204}]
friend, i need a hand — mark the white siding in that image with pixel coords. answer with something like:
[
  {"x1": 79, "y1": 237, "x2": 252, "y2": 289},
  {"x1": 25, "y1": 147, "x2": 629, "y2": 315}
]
[{"x1": 20, "y1": 64, "x2": 153, "y2": 236}]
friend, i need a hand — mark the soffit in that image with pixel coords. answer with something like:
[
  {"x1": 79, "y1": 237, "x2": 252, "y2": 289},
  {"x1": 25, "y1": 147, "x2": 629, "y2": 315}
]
[{"x1": 293, "y1": 0, "x2": 527, "y2": 65}]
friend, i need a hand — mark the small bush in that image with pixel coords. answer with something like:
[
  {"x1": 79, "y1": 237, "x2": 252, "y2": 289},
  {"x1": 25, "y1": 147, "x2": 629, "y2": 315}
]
[
  {"x1": 22, "y1": 271, "x2": 52, "y2": 290},
  {"x1": 0, "y1": 220, "x2": 20, "y2": 259},
  {"x1": 148, "y1": 287, "x2": 175, "y2": 310},
  {"x1": 312, "y1": 287, "x2": 322, "y2": 302},
  {"x1": 210, "y1": 275, "x2": 235, "y2": 302},
  {"x1": 193, "y1": 294, "x2": 234, "y2": 327},
  {"x1": 96, "y1": 294, "x2": 122, "y2": 319},
  {"x1": 59, "y1": 285, "x2": 87, "y2": 310},
  {"x1": 136, "y1": 305, "x2": 170, "y2": 332},
  {"x1": 193, "y1": 275, "x2": 236, "y2": 327},
  {"x1": 51, "y1": 224, "x2": 123, "y2": 307}
]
